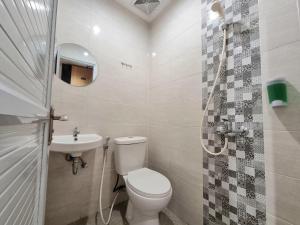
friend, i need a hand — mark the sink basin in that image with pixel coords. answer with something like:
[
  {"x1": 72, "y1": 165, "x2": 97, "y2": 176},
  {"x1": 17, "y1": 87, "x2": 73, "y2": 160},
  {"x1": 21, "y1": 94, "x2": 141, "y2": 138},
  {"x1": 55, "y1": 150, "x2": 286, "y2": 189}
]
[{"x1": 51, "y1": 134, "x2": 103, "y2": 157}]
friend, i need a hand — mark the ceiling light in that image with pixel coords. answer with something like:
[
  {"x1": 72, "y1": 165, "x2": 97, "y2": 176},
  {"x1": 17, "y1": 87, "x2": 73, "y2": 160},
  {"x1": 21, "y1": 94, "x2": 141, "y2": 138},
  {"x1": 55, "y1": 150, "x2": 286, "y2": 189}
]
[
  {"x1": 84, "y1": 52, "x2": 89, "y2": 56},
  {"x1": 92, "y1": 25, "x2": 101, "y2": 35}
]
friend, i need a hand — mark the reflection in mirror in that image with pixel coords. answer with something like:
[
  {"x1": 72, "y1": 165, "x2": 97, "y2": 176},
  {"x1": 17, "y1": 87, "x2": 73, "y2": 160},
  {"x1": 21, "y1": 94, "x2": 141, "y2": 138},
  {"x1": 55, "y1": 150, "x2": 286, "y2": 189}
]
[{"x1": 55, "y1": 43, "x2": 97, "y2": 87}]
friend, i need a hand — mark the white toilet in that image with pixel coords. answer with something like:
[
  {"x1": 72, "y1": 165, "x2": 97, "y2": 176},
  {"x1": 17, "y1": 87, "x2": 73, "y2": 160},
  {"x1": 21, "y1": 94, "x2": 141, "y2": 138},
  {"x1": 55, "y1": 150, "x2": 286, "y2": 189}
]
[{"x1": 114, "y1": 136, "x2": 172, "y2": 225}]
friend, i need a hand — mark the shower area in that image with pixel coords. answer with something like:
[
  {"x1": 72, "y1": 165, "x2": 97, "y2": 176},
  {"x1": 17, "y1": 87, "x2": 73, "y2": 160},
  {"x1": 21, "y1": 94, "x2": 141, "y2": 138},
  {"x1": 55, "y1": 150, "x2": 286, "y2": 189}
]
[
  {"x1": 150, "y1": 0, "x2": 300, "y2": 224},
  {"x1": 45, "y1": 0, "x2": 300, "y2": 225},
  {"x1": 201, "y1": 0, "x2": 300, "y2": 224},
  {"x1": 201, "y1": 0, "x2": 265, "y2": 224}
]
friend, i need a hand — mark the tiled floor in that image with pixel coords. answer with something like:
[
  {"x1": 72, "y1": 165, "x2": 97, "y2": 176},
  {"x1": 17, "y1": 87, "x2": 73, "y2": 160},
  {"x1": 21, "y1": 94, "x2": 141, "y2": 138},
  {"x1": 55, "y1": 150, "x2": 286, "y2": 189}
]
[{"x1": 68, "y1": 201, "x2": 187, "y2": 225}]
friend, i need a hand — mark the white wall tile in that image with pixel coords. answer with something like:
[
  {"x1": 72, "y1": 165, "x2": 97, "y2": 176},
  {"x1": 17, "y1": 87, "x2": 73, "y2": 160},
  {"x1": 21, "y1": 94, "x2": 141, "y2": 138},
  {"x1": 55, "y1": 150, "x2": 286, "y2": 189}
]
[
  {"x1": 149, "y1": 1, "x2": 203, "y2": 224},
  {"x1": 261, "y1": 0, "x2": 300, "y2": 224},
  {"x1": 47, "y1": 1, "x2": 149, "y2": 225},
  {"x1": 266, "y1": 172, "x2": 300, "y2": 225},
  {"x1": 259, "y1": 0, "x2": 300, "y2": 51}
]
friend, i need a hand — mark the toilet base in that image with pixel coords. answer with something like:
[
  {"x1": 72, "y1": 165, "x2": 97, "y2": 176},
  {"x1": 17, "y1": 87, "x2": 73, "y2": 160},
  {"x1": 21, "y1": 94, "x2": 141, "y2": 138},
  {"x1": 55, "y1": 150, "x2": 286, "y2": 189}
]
[{"x1": 126, "y1": 201, "x2": 160, "y2": 225}]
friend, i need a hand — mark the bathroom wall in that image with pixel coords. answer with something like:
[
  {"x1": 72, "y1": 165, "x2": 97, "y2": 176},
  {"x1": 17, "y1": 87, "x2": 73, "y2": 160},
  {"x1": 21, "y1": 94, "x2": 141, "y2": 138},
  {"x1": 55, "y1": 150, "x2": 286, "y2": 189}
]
[
  {"x1": 46, "y1": 0, "x2": 149, "y2": 224},
  {"x1": 259, "y1": 0, "x2": 300, "y2": 224},
  {"x1": 201, "y1": 0, "x2": 265, "y2": 224},
  {"x1": 148, "y1": 1, "x2": 203, "y2": 224},
  {"x1": 47, "y1": 1, "x2": 300, "y2": 225}
]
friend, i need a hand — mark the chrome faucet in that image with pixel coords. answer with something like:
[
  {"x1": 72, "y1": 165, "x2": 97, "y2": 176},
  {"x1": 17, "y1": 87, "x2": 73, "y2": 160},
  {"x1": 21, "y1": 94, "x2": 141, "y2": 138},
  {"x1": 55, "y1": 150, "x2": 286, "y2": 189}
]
[
  {"x1": 73, "y1": 127, "x2": 80, "y2": 141},
  {"x1": 216, "y1": 119, "x2": 231, "y2": 135},
  {"x1": 216, "y1": 119, "x2": 248, "y2": 137}
]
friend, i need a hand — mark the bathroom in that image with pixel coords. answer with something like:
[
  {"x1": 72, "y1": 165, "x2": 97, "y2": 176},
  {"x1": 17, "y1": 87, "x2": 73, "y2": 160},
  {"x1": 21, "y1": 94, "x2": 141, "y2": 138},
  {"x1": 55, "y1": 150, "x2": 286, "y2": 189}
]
[{"x1": 0, "y1": 0, "x2": 300, "y2": 225}]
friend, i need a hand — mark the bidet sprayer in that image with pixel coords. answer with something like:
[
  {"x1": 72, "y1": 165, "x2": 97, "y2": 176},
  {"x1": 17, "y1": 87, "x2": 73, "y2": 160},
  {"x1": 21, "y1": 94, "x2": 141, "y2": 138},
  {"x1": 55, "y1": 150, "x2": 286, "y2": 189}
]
[{"x1": 103, "y1": 136, "x2": 110, "y2": 151}]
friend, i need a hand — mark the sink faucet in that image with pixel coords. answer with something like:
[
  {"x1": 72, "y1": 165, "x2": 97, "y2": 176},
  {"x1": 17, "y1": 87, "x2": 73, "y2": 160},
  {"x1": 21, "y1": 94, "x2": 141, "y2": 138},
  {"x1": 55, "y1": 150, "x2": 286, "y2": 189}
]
[{"x1": 73, "y1": 127, "x2": 80, "y2": 141}]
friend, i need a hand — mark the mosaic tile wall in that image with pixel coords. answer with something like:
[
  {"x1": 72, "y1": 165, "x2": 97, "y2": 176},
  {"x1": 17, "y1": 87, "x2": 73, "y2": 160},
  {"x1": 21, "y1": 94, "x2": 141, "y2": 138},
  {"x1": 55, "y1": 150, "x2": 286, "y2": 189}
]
[{"x1": 201, "y1": 0, "x2": 266, "y2": 224}]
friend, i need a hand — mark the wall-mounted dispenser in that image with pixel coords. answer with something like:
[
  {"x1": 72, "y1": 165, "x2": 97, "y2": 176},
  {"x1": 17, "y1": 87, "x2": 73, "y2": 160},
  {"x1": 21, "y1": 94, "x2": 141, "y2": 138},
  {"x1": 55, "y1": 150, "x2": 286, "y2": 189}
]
[{"x1": 266, "y1": 78, "x2": 288, "y2": 107}]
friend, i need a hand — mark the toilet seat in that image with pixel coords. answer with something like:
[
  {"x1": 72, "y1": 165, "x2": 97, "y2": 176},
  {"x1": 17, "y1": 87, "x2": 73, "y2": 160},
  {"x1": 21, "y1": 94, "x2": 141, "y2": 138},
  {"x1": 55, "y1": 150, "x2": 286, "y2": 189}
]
[{"x1": 127, "y1": 168, "x2": 171, "y2": 199}]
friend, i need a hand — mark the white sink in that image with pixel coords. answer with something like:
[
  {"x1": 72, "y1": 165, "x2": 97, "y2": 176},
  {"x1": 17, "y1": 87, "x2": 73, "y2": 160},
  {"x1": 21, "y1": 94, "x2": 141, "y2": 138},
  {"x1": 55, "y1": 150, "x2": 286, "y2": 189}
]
[{"x1": 51, "y1": 134, "x2": 103, "y2": 157}]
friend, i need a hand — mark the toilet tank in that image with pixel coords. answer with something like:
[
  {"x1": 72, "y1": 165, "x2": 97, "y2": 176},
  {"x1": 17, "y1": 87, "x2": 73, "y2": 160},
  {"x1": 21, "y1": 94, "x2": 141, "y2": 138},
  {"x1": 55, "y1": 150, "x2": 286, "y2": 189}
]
[{"x1": 114, "y1": 136, "x2": 147, "y2": 175}]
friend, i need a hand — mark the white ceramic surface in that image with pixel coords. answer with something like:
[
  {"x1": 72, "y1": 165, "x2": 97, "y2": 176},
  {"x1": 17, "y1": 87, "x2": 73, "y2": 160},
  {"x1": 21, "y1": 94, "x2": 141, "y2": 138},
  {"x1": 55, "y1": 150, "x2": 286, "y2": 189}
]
[
  {"x1": 125, "y1": 173, "x2": 172, "y2": 225},
  {"x1": 51, "y1": 134, "x2": 103, "y2": 156},
  {"x1": 114, "y1": 136, "x2": 172, "y2": 225},
  {"x1": 127, "y1": 168, "x2": 171, "y2": 198},
  {"x1": 114, "y1": 136, "x2": 147, "y2": 175}
]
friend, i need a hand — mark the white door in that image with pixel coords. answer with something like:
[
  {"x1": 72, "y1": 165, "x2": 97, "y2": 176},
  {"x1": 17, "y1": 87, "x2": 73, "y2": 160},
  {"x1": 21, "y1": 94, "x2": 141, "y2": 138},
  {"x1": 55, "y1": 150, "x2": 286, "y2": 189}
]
[{"x1": 0, "y1": 0, "x2": 57, "y2": 224}]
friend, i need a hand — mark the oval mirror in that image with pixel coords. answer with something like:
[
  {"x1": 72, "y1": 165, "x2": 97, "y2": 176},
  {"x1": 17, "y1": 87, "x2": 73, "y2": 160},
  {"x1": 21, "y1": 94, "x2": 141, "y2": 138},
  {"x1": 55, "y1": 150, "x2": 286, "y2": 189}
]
[{"x1": 55, "y1": 43, "x2": 97, "y2": 87}]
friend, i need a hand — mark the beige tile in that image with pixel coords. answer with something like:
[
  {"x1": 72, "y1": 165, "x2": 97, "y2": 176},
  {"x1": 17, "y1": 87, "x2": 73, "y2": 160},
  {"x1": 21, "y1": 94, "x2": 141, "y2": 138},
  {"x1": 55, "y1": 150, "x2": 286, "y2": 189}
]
[
  {"x1": 148, "y1": 149, "x2": 171, "y2": 173},
  {"x1": 266, "y1": 213, "x2": 294, "y2": 225},
  {"x1": 148, "y1": 124, "x2": 203, "y2": 225},
  {"x1": 149, "y1": 75, "x2": 203, "y2": 127},
  {"x1": 148, "y1": 1, "x2": 203, "y2": 224},
  {"x1": 261, "y1": 41, "x2": 300, "y2": 88},
  {"x1": 151, "y1": 0, "x2": 201, "y2": 47},
  {"x1": 170, "y1": 47, "x2": 202, "y2": 80},
  {"x1": 86, "y1": 100, "x2": 147, "y2": 127},
  {"x1": 266, "y1": 172, "x2": 300, "y2": 225},
  {"x1": 149, "y1": 125, "x2": 184, "y2": 149},
  {"x1": 264, "y1": 130, "x2": 300, "y2": 179},
  {"x1": 259, "y1": 0, "x2": 300, "y2": 51},
  {"x1": 45, "y1": 205, "x2": 82, "y2": 225},
  {"x1": 169, "y1": 198, "x2": 203, "y2": 225}
]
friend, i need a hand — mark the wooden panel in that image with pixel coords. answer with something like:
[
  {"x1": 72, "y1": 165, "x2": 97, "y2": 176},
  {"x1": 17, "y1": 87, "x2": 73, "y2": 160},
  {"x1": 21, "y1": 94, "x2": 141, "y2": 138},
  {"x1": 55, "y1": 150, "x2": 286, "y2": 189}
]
[{"x1": 71, "y1": 65, "x2": 93, "y2": 86}]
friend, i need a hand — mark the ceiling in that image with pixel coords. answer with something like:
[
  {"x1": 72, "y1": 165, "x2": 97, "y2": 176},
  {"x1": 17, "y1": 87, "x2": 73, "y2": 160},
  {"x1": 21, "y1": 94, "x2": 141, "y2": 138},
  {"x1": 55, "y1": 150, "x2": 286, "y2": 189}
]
[{"x1": 114, "y1": 0, "x2": 171, "y2": 23}]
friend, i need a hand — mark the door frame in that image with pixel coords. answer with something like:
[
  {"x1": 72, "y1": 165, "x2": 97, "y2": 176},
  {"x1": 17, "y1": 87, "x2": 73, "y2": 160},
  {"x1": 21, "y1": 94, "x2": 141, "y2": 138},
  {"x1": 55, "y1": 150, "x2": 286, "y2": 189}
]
[{"x1": 37, "y1": 0, "x2": 58, "y2": 224}]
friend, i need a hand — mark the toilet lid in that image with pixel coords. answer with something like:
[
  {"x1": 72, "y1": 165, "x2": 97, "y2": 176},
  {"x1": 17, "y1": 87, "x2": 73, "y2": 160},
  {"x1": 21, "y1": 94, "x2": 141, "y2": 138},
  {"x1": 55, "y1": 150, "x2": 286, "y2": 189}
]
[{"x1": 127, "y1": 168, "x2": 171, "y2": 198}]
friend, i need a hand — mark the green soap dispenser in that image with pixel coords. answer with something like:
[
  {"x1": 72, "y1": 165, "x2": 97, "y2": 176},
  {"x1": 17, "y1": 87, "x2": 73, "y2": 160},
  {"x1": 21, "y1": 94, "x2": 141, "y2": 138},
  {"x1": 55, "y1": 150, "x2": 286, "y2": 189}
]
[{"x1": 266, "y1": 78, "x2": 287, "y2": 107}]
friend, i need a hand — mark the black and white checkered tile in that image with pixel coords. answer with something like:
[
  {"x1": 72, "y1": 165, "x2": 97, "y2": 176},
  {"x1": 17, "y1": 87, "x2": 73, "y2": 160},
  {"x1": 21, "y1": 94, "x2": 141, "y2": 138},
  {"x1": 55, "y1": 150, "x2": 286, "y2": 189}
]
[{"x1": 201, "y1": 0, "x2": 265, "y2": 224}]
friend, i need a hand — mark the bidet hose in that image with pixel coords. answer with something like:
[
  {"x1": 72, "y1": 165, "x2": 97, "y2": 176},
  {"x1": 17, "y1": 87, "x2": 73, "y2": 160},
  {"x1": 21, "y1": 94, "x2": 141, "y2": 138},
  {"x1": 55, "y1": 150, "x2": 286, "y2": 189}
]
[
  {"x1": 96, "y1": 149, "x2": 120, "y2": 225},
  {"x1": 200, "y1": 28, "x2": 228, "y2": 156}
]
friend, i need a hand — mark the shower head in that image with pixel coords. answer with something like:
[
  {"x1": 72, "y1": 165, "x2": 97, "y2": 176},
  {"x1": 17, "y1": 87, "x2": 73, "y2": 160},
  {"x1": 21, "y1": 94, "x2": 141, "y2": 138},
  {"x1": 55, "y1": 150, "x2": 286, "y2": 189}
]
[{"x1": 211, "y1": 0, "x2": 225, "y2": 19}]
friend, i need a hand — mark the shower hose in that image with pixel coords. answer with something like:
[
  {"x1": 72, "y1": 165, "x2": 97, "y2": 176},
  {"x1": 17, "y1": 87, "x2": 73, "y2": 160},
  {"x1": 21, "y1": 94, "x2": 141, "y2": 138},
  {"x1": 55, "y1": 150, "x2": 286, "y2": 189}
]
[
  {"x1": 200, "y1": 28, "x2": 228, "y2": 156},
  {"x1": 96, "y1": 147, "x2": 120, "y2": 225}
]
